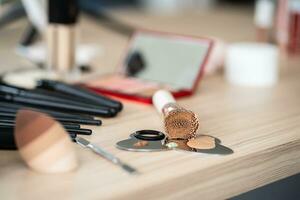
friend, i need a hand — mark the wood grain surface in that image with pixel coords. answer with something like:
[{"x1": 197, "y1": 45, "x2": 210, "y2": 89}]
[{"x1": 0, "y1": 6, "x2": 300, "y2": 200}]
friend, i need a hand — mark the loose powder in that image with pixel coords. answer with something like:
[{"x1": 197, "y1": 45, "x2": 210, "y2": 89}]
[
  {"x1": 133, "y1": 140, "x2": 149, "y2": 147},
  {"x1": 187, "y1": 135, "x2": 216, "y2": 149},
  {"x1": 166, "y1": 139, "x2": 193, "y2": 151}
]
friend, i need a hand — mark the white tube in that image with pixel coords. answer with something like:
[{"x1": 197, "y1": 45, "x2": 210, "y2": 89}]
[{"x1": 152, "y1": 90, "x2": 176, "y2": 113}]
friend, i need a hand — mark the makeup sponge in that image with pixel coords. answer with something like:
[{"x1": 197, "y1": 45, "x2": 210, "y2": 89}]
[{"x1": 14, "y1": 109, "x2": 78, "y2": 173}]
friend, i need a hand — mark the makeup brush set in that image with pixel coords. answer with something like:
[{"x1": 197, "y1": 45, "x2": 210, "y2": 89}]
[{"x1": 0, "y1": 79, "x2": 123, "y2": 150}]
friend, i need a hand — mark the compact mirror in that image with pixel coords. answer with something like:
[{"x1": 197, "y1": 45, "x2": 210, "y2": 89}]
[{"x1": 86, "y1": 30, "x2": 213, "y2": 103}]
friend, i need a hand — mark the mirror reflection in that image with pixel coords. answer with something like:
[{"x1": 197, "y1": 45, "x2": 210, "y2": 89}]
[{"x1": 123, "y1": 32, "x2": 211, "y2": 90}]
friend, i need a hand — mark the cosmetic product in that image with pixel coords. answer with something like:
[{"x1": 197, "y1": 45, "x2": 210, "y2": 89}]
[
  {"x1": 0, "y1": 92, "x2": 116, "y2": 117},
  {"x1": 186, "y1": 135, "x2": 216, "y2": 150},
  {"x1": 0, "y1": 119, "x2": 92, "y2": 135},
  {"x1": 165, "y1": 139, "x2": 193, "y2": 151},
  {"x1": 0, "y1": 109, "x2": 101, "y2": 126},
  {"x1": 0, "y1": 83, "x2": 118, "y2": 115},
  {"x1": 37, "y1": 80, "x2": 123, "y2": 111},
  {"x1": 254, "y1": 0, "x2": 275, "y2": 42},
  {"x1": 75, "y1": 137, "x2": 137, "y2": 174},
  {"x1": 187, "y1": 136, "x2": 233, "y2": 155},
  {"x1": 0, "y1": 127, "x2": 77, "y2": 150},
  {"x1": 48, "y1": 0, "x2": 79, "y2": 75},
  {"x1": 116, "y1": 130, "x2": 168, "y2": 152},
  {"x1": 0, "y1": 117, "x2": 81, "y2": 129},
  {"x1": 116, "y1": 130, "x2": 233, "y2": 155},
  {"x1": 152, "y1": 90, "x2": 199, "y2": 139},
  {"x1": 84, "y1": 30, "x2": 213, "y2": 104},
  {"x1": 0, "y1": 104, "x2": 101, "y2": 126},
  {"x1": 0, "y1": 101, "x2": 94, "y2": 120},
  {"x1": 14, "y1": 109, "x2": 78, "y2": 173},
  {"x1": 225, "y1": 43, "x2": 279, "y2": 87}
]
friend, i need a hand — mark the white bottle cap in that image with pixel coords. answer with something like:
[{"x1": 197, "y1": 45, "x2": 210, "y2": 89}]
[
  {"x1": 254, "y1": 0, "x2": 275, "y2": 28},
  {"x1": 152, "y1": 90, "x2": 176, "y2": 113},
  {"x1": 225, "y1": 42, "x2": 279, "y2": 87}
]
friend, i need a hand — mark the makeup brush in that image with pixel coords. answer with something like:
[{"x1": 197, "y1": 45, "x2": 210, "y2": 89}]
[
  {"x1": 0, "y1": 92, "x2": 116, "y2": 117},
  {"x1": 0, "y1": 83, "x2": 118, "y2": 115},
  {"x1": 0, "y1": 120, "x2": 92, "y2": 135},
  {"x1": 37, "y1": 80, "x2": 123, "y2": 111},
  {"x1": 0, "y1": 112, "x2": 82, "y2": 129},
  {"x1": 0, "y1": 101, "x2": 95, "y2": 120},
  {"x1": 14, "y1": 109, "x2": 78, "y2": 173},
  {"x1": 0, "y1": 106, "x2": 102, "y2": 126},
  {"x1": 0, "y1": 118, "x2": 80, "y2": 129},
  {"x1": 152, "y1": 90, "x2": 199, "y2": 139}
]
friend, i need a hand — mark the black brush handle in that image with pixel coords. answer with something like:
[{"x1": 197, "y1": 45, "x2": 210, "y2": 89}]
[
  {"x1": 0, "y1": 101, "x2": 94, "y2": 120},
  {"x1": 0, "y1": 83, "x2": 118, "y2": 115},
  {"x1": 37, "y1": 80, "x2": 123, "y2": 111},
  {"x1": 0, "y1": 110, "x2": 101, "y2": 126},
  {"x1": 0, "y1": 93, "x2": 116, "y2": 117},
  {"x1": 0, "y1": 121, "x2": 90, "y2": 135}
]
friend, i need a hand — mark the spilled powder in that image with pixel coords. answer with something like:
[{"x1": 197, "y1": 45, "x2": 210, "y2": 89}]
[{"x1": 187, "y1": 135, "x2": 216, "y2": 149}]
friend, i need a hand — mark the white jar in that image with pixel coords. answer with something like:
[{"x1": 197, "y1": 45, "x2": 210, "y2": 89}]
[{"x1": 225, "y1": 43, "x2": 279, "y2": 87}]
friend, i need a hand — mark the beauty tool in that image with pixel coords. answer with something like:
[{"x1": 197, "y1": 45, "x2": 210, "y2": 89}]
[
  {"x1": 0, "y1": 117, "x2": 92, "y2": 135},
  {"x1": 152, "y1": 90, "x2": 199, "y2": 139},
  {"x1": 116, "y1": 130, "x2": 233, "y2": 155},
  {"x1": 0, "y1": 83, "x2": 118, "y2": 115},
  {"x1": 84, "y1": 30, "x2": 214, "y2": 104},
  {"x1": 0, "y1": 92, "x2": 115, "y2": 117},
  {"x1": 14, "y1": 109, "x2": 78, "y2": 173},
  {"x1": 75, "y1": 137, "x2": 137, "y2": 174},
  {"x1": 37, "y1": 80, "x2": 123, "y2": 112},
  {"x1": 0, "y1": 102, "x2": 102, "y2": 125},
  {"x1": 0, "y1": 127, "x2": 77, "y2": 150}
]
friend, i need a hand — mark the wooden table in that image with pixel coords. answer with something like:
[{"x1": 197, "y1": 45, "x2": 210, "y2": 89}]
[{"x1": 0, "y1": 6, "x2": 300, "y2": 200}]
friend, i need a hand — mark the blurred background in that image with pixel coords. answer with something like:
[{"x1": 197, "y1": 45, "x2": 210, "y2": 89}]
[
  {"x1": 0, "y1": 0, "x2": 288, "y2": 75},
  {"x1": 0, "y1": 0, "x2": 300, "y2": 199}
]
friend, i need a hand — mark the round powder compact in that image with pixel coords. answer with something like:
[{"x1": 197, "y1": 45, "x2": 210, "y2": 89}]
[{"x1": 187, "y1": 135, "x2": 216, "y2": 150}]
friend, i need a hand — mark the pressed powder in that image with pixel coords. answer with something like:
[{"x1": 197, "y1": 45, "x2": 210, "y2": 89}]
[
  {"x1": 153, "y1": 90, "x2": 199, "y2": 139},
  {"x1": 187, "y1": 135, "x2": 216, "y2": 150}
]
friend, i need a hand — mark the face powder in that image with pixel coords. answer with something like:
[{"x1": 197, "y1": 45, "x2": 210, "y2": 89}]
[
  {"x1": 166, "y1": 138, "x2": 193, "y2": 151},
  {"x1": 187, "y1": 135, "x2": 216, "y2": 149},
  {"x1": 133, "y1": 140, "x2": 149, "y2": 147}
]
